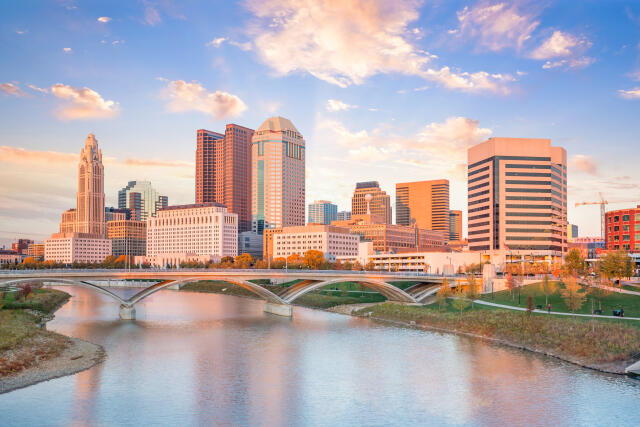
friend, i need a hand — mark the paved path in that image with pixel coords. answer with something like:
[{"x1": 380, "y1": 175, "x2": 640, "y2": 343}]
[
  {"x1": 594, "y1": 284, "x2": 640, "y2": 296},
  {"x1": 474, "y1": 299, "x2": 640, "y2": 320}
]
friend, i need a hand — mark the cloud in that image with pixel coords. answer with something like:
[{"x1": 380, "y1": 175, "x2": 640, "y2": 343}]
[
  {"x1": 415, "y1": 117, "x2": 492, "y2": 161},
  {"x1": 530, "y1": 31, "x2": 591, "y2": 60},
  {"x1": 97, "y1": 16, "x2": 111, "y2": 23},
  {"x1": 124, "y1": 158, "x2": 194, "y2": 168},
  {"x1": 63, "y1": 47, "x2": 72, "y2": 53},
  {"x1": 541, "y1": 56, "x2": 595, "y2": 70},
  {"x1": 162, "y1": 80, "x2": 247, "y2": 119},
  {"x1": 570, "y1": 155, "x2": 598, "y2": 175},
  {"x1": 229, "y1": 40, "x2": 252, "y2": 51},
  {"x1": 16, "y1": 29, "x2": 27, "y2": 35},
  {"x1": 326, "y1": 99, "x2": 357, "y2": 112},
  {"x1": 206, "y1": 37, "x2": 227, "y2": 47},
  {"x1": 243, "y1": 0, "x2": 513, "y2": 94},
  {"x1": 27, "y1": 84, "x2": 48, "y2": 94},
  {"x1": 456, "y1": 2, "x2": 540, "y2": 51},
  {"x1": 0, "y1": 146, "x2": 78, "y2": 164},
  {"x1": 112, "y1": 40, "x2": 125, "y2": 45},
  {"x1": 143, "y1": 1, "x2": 162, "y2": 26},
  {"x1": 0, "y1": 83, "x2": 28, "y2": 97},
  {"x1": 618, "y1": 87, "x2": 640, "y2": 99},
  {"x1": 50, "y1": 83, "x2": 119, "y2": 120}
]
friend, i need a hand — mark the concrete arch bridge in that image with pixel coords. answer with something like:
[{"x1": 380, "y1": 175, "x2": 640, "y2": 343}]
[{"x1": 0, "y1": 270, "x2": 458, "y2": 319}]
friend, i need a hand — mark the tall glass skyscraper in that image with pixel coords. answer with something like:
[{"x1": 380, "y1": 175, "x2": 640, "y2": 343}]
[
  {"x1": 308, "y1": 200, "x2": 337, "y2": 225},
  {"x1": 118, "y1": 181, "x2": 168, "y2": 221},
  {"x1": 251, "y1": 116, "x2": 305, "y2": 234}
]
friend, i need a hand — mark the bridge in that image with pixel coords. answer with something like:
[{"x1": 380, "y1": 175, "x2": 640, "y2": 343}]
[{"x1": 0, "y1": 270, "x2": 459, "y2": 319}]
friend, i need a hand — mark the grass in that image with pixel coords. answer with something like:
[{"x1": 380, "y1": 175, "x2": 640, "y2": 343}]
[
  {"x1": 294, "y1": 293, "x2": 385, "y2": 309},
  {"x1": 480, "y1": 281, "x2": 640, "y2": 317},
  {"x1": 180, "y1": 281, "x2": 259, "y2": 299},
  {"x1": 1, "y1": 288, "x2": 70, "y2": 313},
  {"x1": 355, "y1": 302, "x2": 640, "y2": 366},
  {"x1": 0, "y1": 289, "x2": 71, "y2": 377}
]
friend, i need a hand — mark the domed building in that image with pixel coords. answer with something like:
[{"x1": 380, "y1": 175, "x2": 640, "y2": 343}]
[{"x1": 251, "y1": 116, "x2": 305, "y2": 234}]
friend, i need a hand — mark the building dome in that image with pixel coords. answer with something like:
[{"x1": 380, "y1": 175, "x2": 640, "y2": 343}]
[{"x1": 256, "y1": 116, "x2": 299, "y2": 133}]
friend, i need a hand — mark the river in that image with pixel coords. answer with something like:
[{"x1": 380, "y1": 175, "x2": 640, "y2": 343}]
[{"x1": 1, "y1": 286, "x2": 639, "y2": 426}]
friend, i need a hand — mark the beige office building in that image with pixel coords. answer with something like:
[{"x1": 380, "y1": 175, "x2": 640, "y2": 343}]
[
  {"x1": 467, "y1": 137, "x2": 567, "y2": 255},
  {"x1": 351, "y1": 181, "x2": 391, "y2": 224},
  {"x1": 271, "y1": 224, "x2": 360, "y2": 261},
  {"x1": 396, "y1": 180, "x2": 450, "y2": 238}
]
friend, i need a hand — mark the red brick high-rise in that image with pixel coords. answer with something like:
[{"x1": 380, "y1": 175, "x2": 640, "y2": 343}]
[{"x1": 196, "y1": 124, "x2": 254, "y2": 232}]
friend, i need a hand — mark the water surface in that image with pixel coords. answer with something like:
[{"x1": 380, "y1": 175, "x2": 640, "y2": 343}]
[{"x1": 1, "y1": 286, "x2": 639, "y2": 426}]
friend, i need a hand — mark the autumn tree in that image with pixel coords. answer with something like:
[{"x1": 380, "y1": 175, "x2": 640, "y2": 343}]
[
  {"x1": 505, "y1": 273, "x2": 516, "y2": 300},
  {"x1": 234, "y1": 253, "x2": 254, "y2": 269},
  {"x1": 271, "y1": 257, "x2": 286, "y2": 269},
  {"x1": 466, "y1": 274, "x2": 481, "y2": 309},
  {"x1": 561, "y1": 276, "x2": 586, "y2": 315},
  {"x1": 451, "y1": 283, "x2": 470, "y2": 315},
  {"x1": 600, "y1": 250, "x2": 633, "y2": 284},
  {"x1": 303, "y1": 250, "x2": 325, "y2": 270},
  {"x1": 286, "y1": 253, "x2": 303, "y2": 269},
  {"x1": 539, "y1": 274, "x2": 556, "y2": 306},
  {"x1": 564, "y1": 248, "x2": 586, "y2": 276},
  {"x1": 435, "y1": 278, "x2": 452, "y2": 310},
  {"x1": 364, "y1": 261, "x2": 376, "y2": 271}
]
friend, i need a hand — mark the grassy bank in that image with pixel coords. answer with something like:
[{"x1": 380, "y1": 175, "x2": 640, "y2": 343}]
[
  {"x1": 355, "y1": 302, "x2": 640, "y2": 371},
  {"x1": 481, "y1": 281, "x2": 640, "y2": 317},
  {"x1": 0, "y1": 288, "x2": 71, "y2": 377}
]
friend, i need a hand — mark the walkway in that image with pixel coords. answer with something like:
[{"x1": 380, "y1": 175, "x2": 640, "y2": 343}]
[{"x1": 474, "y1": 299, "x2": 640, "y2": 321}]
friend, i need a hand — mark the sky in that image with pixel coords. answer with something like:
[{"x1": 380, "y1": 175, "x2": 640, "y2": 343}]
[{"x1": 1, "y1": 0, "x2": 640, "y2": 247}]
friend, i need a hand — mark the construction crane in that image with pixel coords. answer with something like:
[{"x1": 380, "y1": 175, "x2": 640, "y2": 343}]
[
  {"x1": 575, "y1": 193, "x2": 640, "y2": 239},
  {"x1": 575, "y1": 192, "x2": 607, "y2": 239}
]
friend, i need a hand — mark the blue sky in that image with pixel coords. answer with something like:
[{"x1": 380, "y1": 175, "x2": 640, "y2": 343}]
[{"x1": 1, "y1": 0, "x2": 640, "y2": 246}]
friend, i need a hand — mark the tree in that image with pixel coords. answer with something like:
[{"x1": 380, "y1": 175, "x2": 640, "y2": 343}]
[
  {"x1": 600, "y1": 250, "x2": 632, "y2": 284},
  {"x1": 22, "y1": 257, "x2": 37, "y2": 266},
  {"x1": 586, "y1": 275, "x2": 610, "y2": 312},
  {"x1": 466, "y1": 274, "x2": 481, "y2": 309},
  {"x1": 539, "y1": 274, "x2": 556, "y2": 306},
  {"x1": 352, "y1": 261, "x2": 363, "y2": 271},
  {"x1": 564, "y1": 248, "x2": 586, "y2": 276},
  {"x1": 271, "y1": 257, "x2": 286, "y2": 269},
  {"x1": 505, "y1": 273, "x2": 516, "y2": 300},
  {"x1": 286, "y1": 253, "x2": 303, "y2": 269},
  {"x1": 561, "y1": 276, "x2": 586, "y2": 315},
  {"x1": 435, "y1": 278, "x2": 452, "y2": 310},
  {"x1": 364, "y1": 261, "x2": 376, "y2": 271},
  {"x1": 234, "y1": 253, "x2": 254, "y2": 269},
  {"x1": 451, "y1": 284, "x2": 470, "y2": 315},
  {"x1": 526, "y1": 295, "x2": 534, "y2": 315},
  {"x1": 303, "y1": 250, "x2": 325, "y2": 270},
  {"x1": 254, "y1": 259, "x2": 268, "y2": 269}
]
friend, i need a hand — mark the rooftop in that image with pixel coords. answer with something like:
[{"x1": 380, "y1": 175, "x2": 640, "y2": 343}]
[{"x1": 256, "y1": 116, "x2": 299, "y2": 133}]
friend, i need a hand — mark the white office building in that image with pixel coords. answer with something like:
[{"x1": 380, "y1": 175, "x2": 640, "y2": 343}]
[
  {"x1": 272, "y1": 224, "x2": 359, "y2": 261},
  {"x1": 146, "y1": 203, "x2": 238, "y2": 266},
  {"x1": 44, "y1": 235, "x2": 112, "y2": 264}
]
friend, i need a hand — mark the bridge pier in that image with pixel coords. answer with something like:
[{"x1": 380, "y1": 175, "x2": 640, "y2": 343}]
[
  {"x1": 119, "y1": 304, "x2": 136, "y2": 320},
  {"x1": 263, "y1": 302, "x2": 293, "y2": 317}
]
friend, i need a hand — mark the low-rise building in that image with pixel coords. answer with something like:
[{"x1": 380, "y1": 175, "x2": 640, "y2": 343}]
[
  {"x1": 107, "y1": 220, "x2": 146, "y2": 257},
  {"x1": 0, "y1": 250, "x2": 25, "y2": 265},
  {"x1": 44, "y1": 234, "x2": 112, "y2": 264},
  {"x1": 145, "y1": 203, "x2": 238, "y2": 266},
  {"x1": 239, "y1": 231, "x2": 263, "y2": 260},
  {"x1": 270, "y1": 224, "x2": 360, "y2": 261},
  {"x1": 11, "y1": 239, "x2": 33, "y2": 255},
  {"x1": 605, "y1": 206, "x2": 640, "y2": 253},
  {"x1": 26, "y1": 243, "x2": 45, "y2": 259}
]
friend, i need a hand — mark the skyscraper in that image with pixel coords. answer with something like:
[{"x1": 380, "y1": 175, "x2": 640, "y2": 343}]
[
  {"x1": 467, "y1": 137, "x2": 567, "y2": 254},
  {"x1": 308, "y1": 200, "x2": 338, "y2": 225},
  {"x1": 396, "y1": 180, "x2": 450, "y2": 238},
  {"x1": 251, "y1": 116, "x2": 305, "y2": 233},
  {"x1": 336, "y1": 211, "x2": 351, "y2": 221},
  {"x1": 351, "y1": 181, "x2": 391, "y2": 224},
  {"x1": 449, "y1": 210, "x2": 462, "y2": 241},
  {"x1": 118, "y1": 181, "x2": 168, "y2": 221},
  {"x1": 195, "y1": 124, "x2": 254, "y2": 232},
  {"x1": 46, "y1": 134, "x2": 111, "y2": 262}
]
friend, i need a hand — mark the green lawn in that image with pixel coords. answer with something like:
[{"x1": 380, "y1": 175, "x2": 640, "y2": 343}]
[
  {"x1": 1, "y1": 288, "x2": 70, "y2": 313},
  {"x1": 480, "y1": 281, "x2": 640, "y2": 317}
]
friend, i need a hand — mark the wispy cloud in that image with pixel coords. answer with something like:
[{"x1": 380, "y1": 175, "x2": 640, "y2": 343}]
[
  {"x1": 97, "y1": 16, "x2": 111, "y2": 23},
  {"x1": 243, "y1": 0, "x2": 514, "y2": 94},
  {"x1": 618, "y1": 87, "x2": 640, "y2": 99},
  {"x1": 0, "y1": 83, "x2": 29, "y2": 97},
  {"x1": 16, "y1": 29, "x2": 27, "y2": 35},
  {"x1": 27, "y1": 84, "x2": 48, "y2": 94},
  {"x1": 50, "y1": 83, "x2": 119, "y2": 120},
  {"x1": 162, "y1": 80, "x2": 247, "y2": 119},
  {"x1": 530, "y1": 30, "x2": 592, "y2": 60},
  {"x1": 124, "y1": 158, "x2": 194, "y2": 168},
  {"x1": 570, "y1": 154, "x2": 598, "y2": 175},
  {"x1": 63, "y1": 47, "x2": 72, "y2": 53},
  {"x1": 542, "y1": 56, "x2": 595, "y2": 70},
  {"x1": 456, "y1": 2, "x2": 540, "y2": 52},
  {"x1": 326, "y1": 99, "x2": 357, "y2": 112},
  {"x1": 206, "y1": 37, "x2": 227, "y2": 47},
  {"x1": 0, "y1": 146, "x2": 77, "y2": 164}
]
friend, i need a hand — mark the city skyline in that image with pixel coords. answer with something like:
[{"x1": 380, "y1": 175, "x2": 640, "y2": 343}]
[{"x1": 2, "y1": 1, "x2": 640, "y2": 246}]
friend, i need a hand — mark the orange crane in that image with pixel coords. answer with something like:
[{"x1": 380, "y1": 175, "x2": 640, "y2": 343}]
[{"x1": 574, "y1": 193, "x2": 607, "y2": 239}]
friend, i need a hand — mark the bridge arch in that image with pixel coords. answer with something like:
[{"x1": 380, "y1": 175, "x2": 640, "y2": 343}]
[
  {"x1": 280, "y1": 278, "x2": 417, "y2": 304},
  {"x1": 0, "y1": 277, "x2": 127, "y2": 305},
  {"x1": 127, "y1": 277, "x2": 286, "y2": 306}
]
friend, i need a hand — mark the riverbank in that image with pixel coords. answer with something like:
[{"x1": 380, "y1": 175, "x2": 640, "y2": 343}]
[
  {"x1": 350, "y1": 303, "x2": 640, "y2": 375},
  {"x1": 0, "y1": 289, "x2": 105, "y2": 394}
]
